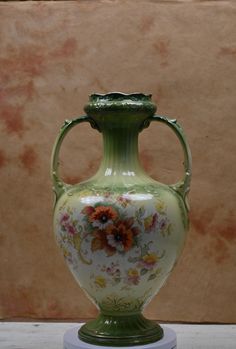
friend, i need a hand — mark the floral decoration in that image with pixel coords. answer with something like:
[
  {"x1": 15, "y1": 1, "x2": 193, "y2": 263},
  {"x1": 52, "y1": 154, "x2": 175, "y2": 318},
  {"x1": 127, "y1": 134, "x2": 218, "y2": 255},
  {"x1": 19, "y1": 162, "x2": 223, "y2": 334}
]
[
  {"x1": 95, "y1": 276, "x2": 106, "y2": 288},
  {"x1": 84, "y1": 205, "x2": 118, "y2": 229},
  {"x1": 139, "y1": 253, "x2": 158, "y2": 270},
  {"x1": 126, "y1": 268, "x2": 140, "y2": 285},
  {"x1": 56, "y1": 192, "x2": 172, "y2": 295}
]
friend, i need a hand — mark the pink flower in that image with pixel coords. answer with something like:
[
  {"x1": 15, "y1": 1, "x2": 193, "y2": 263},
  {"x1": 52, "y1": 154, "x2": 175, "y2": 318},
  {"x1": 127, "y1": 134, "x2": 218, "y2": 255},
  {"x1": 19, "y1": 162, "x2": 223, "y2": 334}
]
[
  {"x1": 60, "y1": 213, "x2": 77, "y2": 235},
  {"x1": 117, "y1": 196, "x2": 131, "y2": 207},
  {"x1": 127, "y1": 268, "x2": 140, "y2": 285},
  {"x1": 144, "y1": 213, "x2": 158, "y2": 232},
  {"x1": 60, "y1": 213, "x2": 70, "y2": 223},
  {"x1": 106, "y1": 264, "x2": 120, "y2": 277},
  {"x1": 66, "y1": 224, "x2": 76, "y2": 235}
]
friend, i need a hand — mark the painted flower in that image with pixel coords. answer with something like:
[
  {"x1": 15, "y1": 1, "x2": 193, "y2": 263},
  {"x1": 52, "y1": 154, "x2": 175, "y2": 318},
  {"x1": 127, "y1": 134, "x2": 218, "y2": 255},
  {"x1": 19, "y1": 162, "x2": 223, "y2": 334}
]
[
  {"x1": 60, "y1": 213, "x2": 70, "y2": 223},
  {"x1": 83, "y1": 205, "x2": 118, "y2": 229},
  {"x1": 159, "y1": 218, "x2": 167, "y2": 231},
  {"x1": 144, "y1": 213, "x2": 158, "y2": 232},
  {"x1": 127, "y1": 268, "x2": 140, "y2": 285},
  {"x1": 91, "y1": 219, "x2": 139, "y2": 256},
  {"x1": 106, "y1": 263, "x2": 121, "y2": 277},
  {"x1": 59, "y1": 213, "x2": 77, "y2": 235},
  {"x1": 117, "y1": 195, "x2": 131, "y2": 207},
  {"x1": 107, "y1": 266, "x2": 121, "y2": 284},
  {"x1": 95, "y1": 276, "x2": 106, "y2": 288},
  {"x1": 156, "y1": 201, "x2": 165, "y2": 213},
  {"x1": 139, "y1": 253, "x2": 158, "y2": 270},
  {"x1": 106, "y1": 219, "x2": 139, "y2": 253},
  {"x1": 68, "y1": 224, "x2": 77, "y2": 235},
  {"x1": 91, "y1": 229, "x2": 115, "y2": 256}
]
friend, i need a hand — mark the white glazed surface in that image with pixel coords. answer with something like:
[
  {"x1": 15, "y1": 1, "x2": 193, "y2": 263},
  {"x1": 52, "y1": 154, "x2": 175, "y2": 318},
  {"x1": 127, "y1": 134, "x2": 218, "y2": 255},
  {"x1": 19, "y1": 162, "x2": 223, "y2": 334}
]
[{"x1": 54, "y1": 185, "x2": 187, "y2": 313}]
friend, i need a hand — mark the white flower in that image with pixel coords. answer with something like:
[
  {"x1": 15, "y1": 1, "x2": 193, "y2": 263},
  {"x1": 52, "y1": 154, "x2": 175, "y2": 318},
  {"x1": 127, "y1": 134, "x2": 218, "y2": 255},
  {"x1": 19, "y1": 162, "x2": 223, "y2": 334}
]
[
  {"x1": 92, "y1": 219, "x2": 113, "y2": 229},
  {"x1": 106, "y1": 234, "x2": 124, "y2": 252}
]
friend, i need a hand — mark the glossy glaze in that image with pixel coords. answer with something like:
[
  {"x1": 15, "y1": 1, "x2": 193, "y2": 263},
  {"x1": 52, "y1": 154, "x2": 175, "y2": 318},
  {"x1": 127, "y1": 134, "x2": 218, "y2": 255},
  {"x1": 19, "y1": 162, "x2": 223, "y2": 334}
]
[{"x1": 51, "y1": 93, "x2": 192, "y2": 346}]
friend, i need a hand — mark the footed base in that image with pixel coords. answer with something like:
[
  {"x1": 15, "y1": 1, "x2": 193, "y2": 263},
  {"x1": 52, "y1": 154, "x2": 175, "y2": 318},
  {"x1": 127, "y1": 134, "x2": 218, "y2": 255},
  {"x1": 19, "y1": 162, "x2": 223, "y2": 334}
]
[
  {"x1": 78, "y1": 314, "x2": 164, "y2": 346},
  {"x1": 64, "y1": 325, "x2": 176, "y2": 349}
]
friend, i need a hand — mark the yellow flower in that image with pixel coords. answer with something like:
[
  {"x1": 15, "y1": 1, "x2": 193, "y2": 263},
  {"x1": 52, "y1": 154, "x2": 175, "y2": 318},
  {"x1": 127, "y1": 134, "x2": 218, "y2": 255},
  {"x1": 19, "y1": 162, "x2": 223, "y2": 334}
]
[
  {"x1": 144, "y1": 216, "x2": 153, "y2": 229},
  {"x1": 142, "y1": 253, "x2": 158, "y2": 265},
  {"x1": 128, "y1": 268, "x2": 139, "y2": 277},
  {"x1": 156, "y1": 201, "x2": 165, "y2": 213},
  {"x1": 127, "y1": 268, "x2": 140, "y2": 285},
  {"x1": 95, "y1": 276, "x2": 106, "y2": 288}
]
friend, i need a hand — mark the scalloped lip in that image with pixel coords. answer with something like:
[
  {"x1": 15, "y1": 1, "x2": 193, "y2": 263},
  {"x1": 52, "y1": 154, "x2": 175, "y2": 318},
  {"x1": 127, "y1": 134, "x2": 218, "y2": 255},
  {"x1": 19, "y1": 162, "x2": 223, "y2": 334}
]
[
  {"x1": 85, "y1": 92, "x2": 156, "y2": 118},
  {"x1": 89, "y1": 92, "x2": 152, "y2": 100}
]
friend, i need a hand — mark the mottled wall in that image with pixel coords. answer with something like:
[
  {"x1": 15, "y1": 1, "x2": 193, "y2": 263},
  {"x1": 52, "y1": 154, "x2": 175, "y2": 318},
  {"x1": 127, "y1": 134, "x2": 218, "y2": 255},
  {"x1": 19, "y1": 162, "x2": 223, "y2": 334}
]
[{"x1": 0, "y1": 0, "x2": 236, "y2": 322}]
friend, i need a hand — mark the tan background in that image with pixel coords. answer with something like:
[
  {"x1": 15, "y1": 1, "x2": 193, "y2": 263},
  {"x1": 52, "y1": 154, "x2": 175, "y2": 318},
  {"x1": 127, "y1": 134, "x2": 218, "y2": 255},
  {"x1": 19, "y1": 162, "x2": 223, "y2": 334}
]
[{"x1": 0, "y1": 0, "x2": 236, "y2": 323}]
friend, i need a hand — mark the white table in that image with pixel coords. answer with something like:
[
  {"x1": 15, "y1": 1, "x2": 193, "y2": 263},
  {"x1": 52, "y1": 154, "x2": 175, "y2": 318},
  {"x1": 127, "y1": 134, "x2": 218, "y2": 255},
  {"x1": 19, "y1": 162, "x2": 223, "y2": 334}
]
[{"x1": 0, "y1": 322, "x2": 236, "y2": 349}]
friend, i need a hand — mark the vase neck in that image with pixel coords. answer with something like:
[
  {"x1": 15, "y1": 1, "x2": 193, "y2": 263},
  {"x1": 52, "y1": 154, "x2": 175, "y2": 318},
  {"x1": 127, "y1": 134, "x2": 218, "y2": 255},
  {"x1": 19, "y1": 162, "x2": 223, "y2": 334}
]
[
  {"x1": 96, "y1": 126, "x2": 144, "y2": 179},
  {"x1": 84, "y1": 93, "x2": 157, "y2": 185}
]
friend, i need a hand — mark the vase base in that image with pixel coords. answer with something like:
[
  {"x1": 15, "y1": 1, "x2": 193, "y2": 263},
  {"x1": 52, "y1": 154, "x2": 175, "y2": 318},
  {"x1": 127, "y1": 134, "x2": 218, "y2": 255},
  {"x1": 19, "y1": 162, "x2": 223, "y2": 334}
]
[
  {"x1": 79, "y1": 313, "x2": 163, "y2": 346},
  {"x1": 64, "y1": 325, "x2": 176, "y2": 349}
]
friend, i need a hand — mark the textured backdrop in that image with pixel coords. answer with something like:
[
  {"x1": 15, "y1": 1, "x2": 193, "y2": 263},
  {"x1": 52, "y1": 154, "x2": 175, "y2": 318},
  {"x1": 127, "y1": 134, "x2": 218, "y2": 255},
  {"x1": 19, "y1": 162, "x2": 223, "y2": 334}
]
[{"x1": 0, "y1": 0, "x2": 236, "y2": 323}]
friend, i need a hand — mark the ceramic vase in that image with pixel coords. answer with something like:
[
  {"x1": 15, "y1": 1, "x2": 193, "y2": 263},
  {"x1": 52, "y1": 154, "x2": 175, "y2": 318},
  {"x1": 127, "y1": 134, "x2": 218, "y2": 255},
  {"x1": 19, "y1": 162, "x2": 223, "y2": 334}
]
[{"x1": 51, "y1": 93, "x2": 192, "y2": 346}]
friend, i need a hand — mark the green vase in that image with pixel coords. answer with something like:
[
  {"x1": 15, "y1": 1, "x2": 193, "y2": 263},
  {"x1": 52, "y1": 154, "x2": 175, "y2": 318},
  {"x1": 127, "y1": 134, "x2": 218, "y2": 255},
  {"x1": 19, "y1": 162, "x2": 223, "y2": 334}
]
[{"x1": 51, "y1": 93, "x2": 192, "y2": 346}]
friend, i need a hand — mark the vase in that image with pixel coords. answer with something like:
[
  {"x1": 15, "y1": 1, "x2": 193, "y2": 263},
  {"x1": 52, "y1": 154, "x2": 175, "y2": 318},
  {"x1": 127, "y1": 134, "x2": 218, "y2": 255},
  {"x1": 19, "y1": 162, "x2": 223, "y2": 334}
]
[{"x1": 51, "y1": 92, "x2": 192, "y2": 346}]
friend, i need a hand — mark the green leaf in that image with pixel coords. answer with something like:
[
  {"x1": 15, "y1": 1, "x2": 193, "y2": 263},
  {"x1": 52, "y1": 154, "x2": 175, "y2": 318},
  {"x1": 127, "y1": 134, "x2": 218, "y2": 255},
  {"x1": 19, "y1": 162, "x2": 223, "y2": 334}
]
[
  {"x1": 73, "y1": 234, "x2": 81, "y2": 250},
  {"x1": 148, "y1": 273, "x2": 156, "y2": 281},
  {"x1": 140, "y1": 268, "x2": 148, "y2": 275},
  {"x1": 148, "y1": 268, "x2": 161, "y2": 281},
  {"x1": 140, "y1": 243, "x2": 150, "y2": 255},
  {"x1": 77, "y1": 225, "x2": 83, "y2": 233},
  {"x1": 139, "y1": 206, "x2": 145, "y2": 217}
]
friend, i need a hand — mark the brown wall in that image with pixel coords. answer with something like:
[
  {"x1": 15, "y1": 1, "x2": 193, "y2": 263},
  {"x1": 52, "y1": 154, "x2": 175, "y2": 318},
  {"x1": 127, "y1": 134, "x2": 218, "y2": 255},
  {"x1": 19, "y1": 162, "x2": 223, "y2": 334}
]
[{"x1": 0, "y1": 1, "x2": 236, "y2": 323}]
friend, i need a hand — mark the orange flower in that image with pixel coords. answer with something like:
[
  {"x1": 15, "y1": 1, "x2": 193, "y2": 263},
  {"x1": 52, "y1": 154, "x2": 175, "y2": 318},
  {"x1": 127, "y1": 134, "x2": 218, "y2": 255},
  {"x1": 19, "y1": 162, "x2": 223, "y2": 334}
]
[
  {"x1": 89, "y1": 206, "x2": 118, "y2": 228},
  {"x1": 91, "y1": 218, "x2": 139, "y2": 256},
  {"x1": 91, "y1": 229, "x2": 116, "y2": 256},
  {"x1": 106, "y1": 219, "x2": 139, "y2": 253}
]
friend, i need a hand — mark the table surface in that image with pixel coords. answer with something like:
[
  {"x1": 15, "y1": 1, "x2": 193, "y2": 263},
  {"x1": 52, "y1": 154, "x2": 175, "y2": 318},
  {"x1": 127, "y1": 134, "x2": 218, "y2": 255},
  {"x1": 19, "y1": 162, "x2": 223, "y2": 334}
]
[{"x1": 0, "y1": 322, "x2": 236, "y2": 349}]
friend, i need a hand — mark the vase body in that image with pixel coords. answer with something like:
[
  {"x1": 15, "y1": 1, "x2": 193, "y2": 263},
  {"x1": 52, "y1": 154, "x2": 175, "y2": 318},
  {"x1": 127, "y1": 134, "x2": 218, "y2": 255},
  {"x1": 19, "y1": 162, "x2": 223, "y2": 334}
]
[{"x1": 51, "y1": 93, "x2": 191, "y2": 346}]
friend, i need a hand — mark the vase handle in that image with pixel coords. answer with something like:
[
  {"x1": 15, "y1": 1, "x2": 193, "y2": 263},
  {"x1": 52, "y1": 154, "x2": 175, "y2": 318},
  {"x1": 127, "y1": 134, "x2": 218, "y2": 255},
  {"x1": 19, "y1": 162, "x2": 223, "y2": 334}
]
[
  {"x1": 51, "y1": 116, "x2": 99, "y2": 202},
  {"x1": 148, "y1": 115, "x2": 192, "y2": 210}
]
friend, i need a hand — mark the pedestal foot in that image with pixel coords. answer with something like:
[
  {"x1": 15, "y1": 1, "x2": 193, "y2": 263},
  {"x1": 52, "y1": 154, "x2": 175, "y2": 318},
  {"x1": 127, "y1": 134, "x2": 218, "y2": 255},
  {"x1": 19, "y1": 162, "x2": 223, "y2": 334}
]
[{"x1": 64, "y1": 325, "x2": 176, "y2": 349}]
